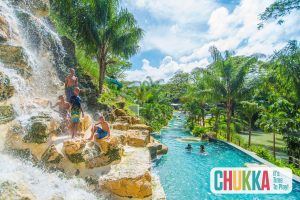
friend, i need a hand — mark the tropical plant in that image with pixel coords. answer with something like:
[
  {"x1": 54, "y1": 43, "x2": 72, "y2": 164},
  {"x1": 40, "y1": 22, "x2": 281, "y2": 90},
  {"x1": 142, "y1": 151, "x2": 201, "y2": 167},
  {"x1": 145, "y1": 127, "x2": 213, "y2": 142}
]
[
  {"x1": 50, "y1": 0, "x2": 143, "y2": 94},
  {"x1": 259, "y1": 0, "x2": 300, "y2": 28},
  {"x1": 207, "y1": 46, "x2": 257, "y2": 141},
  {"x1": 239, "y1": 101, "x2": 261, "y2": 146}
]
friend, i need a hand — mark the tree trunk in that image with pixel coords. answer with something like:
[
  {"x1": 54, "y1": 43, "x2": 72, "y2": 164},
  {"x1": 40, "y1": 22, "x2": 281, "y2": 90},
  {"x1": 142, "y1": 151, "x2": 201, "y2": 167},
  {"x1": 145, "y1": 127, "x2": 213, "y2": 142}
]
[
  {"x1": 273, "y1": 132, "x2": 276, "y2": 159},
  {"x1": 248, "y1": 118, "x2": 252, "y2": 147},
  {"x1": 226, "y1": 100, "x2": 232, "y2": 142},
  {"x1": 98, "y1": 53, "x2": 106, "y2": 95},
  {"x1": 201, "y1": 109, "x2": 205, "y2": 127}
]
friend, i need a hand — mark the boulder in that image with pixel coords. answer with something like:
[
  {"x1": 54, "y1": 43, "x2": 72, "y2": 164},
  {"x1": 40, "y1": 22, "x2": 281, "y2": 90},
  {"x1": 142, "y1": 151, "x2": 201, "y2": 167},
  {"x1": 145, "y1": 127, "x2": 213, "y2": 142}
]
[
  {"x1": 0, "y1": 181, "x2": 36, "y2": 200},
  {"x1": 41, "y1": 144, "x2": 63, "y2": 164},
  {"x1": 131, "y1": 117, "x2": 142, "y2": 125},
  {"x1": 157, "y1": 144, "x2": 168, "y2": 155},
  {"x1": 63, "y1": 140, "x2": 87, "y2": 163},
  {"x1": 112, "y1": 122, "x2": 129, "y2": 131},
  {"x1": 0, "y1": 105, "x2": 15, "y2": 124},
  {"x1": 129, "y1": 124, "x2": 151, "y2": 132},
  {"x1": 0, "y1": 72, "x2": 14, "y2": 101},
  {"x1": 0, "y1": 44, "x2": 31, "y2": 76},
  {"x1": 0, "y1": 14, "x2": 9, "y2": 42},
  {"x1": 99, "y1": 147, "x2": 152, "y2": 198},
  {"x1": 147, "y1": 143, "x2": 162, "y2": 159},
  {"x1": 23, "y1": 115, "x2": 59, "y2": 144},
  {"x1": 4, "y1": 123, "x2": 47, "y2": 160},
  {"x1": 126, "y1": 130, "x2": 150, "y2": 147},
  {"x1": 113, "y1": 109, "x2": 127, "y2": 117},
  {"x1": 147, "y1": 142, "x2": 168, "y2": 159},
  {"x1": 102, "y1": 171, "x2": 152, "y2": 199}
]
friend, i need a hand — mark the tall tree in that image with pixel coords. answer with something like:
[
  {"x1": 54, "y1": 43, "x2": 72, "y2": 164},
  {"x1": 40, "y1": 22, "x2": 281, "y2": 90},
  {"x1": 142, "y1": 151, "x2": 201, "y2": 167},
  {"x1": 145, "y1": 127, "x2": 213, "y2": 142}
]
[
  {"x1": 51, "y1": 0, "x2": 143, "y2": 94},
  {"x1": 240, "y1": 101, "x2": 260, "y2": 146},
  {"x1": 207, "y1": 46, "x2": 257, "y2": 141}
]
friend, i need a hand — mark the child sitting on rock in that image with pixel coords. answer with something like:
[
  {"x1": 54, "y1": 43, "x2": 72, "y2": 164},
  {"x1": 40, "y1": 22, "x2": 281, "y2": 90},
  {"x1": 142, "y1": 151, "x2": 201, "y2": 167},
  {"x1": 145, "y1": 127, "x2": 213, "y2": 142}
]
[
  {"x1": 70, "y1": 87, "x2": 84, "y2": 138},
  {"x1": 88, "y1": 113, "x2": 110, "y2": 141}
]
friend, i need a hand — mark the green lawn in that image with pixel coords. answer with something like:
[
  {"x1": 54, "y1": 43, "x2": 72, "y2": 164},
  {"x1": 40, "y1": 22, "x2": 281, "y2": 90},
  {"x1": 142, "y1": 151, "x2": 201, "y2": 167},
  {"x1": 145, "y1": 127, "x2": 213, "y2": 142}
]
[{"x1": 238, "y1": 130, "x2": 288, "y2": 161}]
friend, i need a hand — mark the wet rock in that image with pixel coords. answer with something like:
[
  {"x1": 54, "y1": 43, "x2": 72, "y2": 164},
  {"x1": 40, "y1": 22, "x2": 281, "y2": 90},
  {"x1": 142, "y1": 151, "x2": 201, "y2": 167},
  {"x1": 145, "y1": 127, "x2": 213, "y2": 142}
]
[
  {"x1": 0, "y1": 181, "x2": 36, "y2": 200},
  {"x1": 41, "y1": 144, "x2": 63, "y2": 164},
  {"x1": 85, "y1": 138, "x2": 123, "y2": 168},
  {"x1": 0, "y1": 44, "x2": 31, "y2": 76},
  {"x1": 129, "y1": 124, "x2": 152, "y2": 132},
  {"x1": 113, "y1": 109, "x2": 127, "y2": 117},
  {"x1": 0, "y1": 72, "x2": 14, "y2": 101},
  {"x1": 0, "y1": 14, "x2": 9, "y2": 42},
  {"x1": 5, "y1": 123, "x2": 48, "y2": 160},
  {"x1": 23, "y1": 115, "x2": 58, "y2": 144},
  {"x1": 63, "y1": 140, "x2": 87, "y2": 163},
  {"x1": 10, "y1": 0, "x2": 50, "y2": 17},
  {"x1": 126, "y1": 130, "x2": 150, "y2": 147},
  {"x1": 0, "y1": 105, "x2": 15, "y2": 124}
]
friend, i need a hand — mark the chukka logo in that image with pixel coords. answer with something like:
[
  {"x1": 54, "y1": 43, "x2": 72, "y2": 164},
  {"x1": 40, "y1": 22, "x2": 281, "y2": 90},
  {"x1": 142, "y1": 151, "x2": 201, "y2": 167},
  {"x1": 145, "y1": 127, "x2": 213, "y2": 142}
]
[{"x1": 210, "y1": 167, "x2": 292, "y2": 194}]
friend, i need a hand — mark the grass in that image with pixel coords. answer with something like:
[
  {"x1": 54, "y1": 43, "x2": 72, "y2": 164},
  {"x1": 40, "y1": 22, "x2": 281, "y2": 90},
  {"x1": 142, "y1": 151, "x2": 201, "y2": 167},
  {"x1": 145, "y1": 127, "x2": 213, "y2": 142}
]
[{"x1": 238, "y1": 130, "x2": 288, "y2": 161}]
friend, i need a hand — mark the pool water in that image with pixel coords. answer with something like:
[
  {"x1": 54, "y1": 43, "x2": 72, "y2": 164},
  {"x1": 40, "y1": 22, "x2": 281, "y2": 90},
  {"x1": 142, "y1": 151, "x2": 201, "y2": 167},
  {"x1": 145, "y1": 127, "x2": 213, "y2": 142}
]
[{"x1": 153, "y1": 112, "x2": 300, "y2": 200}]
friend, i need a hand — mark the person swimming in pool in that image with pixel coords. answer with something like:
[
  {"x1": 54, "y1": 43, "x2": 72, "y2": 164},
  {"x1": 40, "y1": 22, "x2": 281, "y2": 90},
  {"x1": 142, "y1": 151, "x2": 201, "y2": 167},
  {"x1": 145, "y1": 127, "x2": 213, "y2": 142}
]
[
  {"x1": 88, "y1": 113, "x2": 110, "y2": 141},
  {"x1": 185, "y1": 144, "x2": 193, "y2": 151},
  {"x1": 199, "y1": 144, "x2": 207, "y2": 155}
]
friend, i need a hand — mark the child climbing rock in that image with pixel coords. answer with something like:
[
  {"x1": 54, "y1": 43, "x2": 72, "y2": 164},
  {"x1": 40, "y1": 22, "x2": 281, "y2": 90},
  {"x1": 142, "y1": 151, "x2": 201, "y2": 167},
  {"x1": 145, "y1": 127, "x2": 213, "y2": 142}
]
[
  {"x1": 70, "y1": 87, "x2": 84, "y2": 138},
  {"x1": 65, "y1": 68, "x2": 78, "y2": 102},
  {"x1": 88, "y1": 113, "x2": 110, "y2": 141}
]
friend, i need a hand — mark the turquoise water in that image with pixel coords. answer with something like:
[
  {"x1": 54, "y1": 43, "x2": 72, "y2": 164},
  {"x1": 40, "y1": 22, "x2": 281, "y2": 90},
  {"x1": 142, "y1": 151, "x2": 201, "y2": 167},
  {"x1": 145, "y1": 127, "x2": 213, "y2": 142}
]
[{"x1": 153, "y1": 112, "x2": 300, "y2": 200}]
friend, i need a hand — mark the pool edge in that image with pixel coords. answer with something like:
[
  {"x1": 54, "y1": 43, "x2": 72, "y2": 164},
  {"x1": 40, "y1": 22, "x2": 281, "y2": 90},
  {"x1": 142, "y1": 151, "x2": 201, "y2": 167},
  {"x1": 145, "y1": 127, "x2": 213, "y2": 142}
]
[{"x1": 215, "y1": 139, "x2": 300, "y2": 183}]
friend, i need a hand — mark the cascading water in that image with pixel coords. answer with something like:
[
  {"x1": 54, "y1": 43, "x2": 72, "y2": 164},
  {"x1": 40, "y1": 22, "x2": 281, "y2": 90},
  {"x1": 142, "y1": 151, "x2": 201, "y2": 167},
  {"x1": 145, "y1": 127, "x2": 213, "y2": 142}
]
[{"x1": 0, "y1": 1, "x2": 101, "y2": 199}]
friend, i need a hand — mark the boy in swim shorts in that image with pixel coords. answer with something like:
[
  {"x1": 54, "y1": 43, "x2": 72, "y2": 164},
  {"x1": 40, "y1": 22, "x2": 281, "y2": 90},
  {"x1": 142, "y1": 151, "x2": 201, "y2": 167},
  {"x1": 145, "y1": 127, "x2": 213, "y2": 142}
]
[
  {"x1": 88, "y1": 113, "x2": 110, "y2": 141},
  {"x1": 70, "y1": 87, "x2": 84, "y2": 138}
]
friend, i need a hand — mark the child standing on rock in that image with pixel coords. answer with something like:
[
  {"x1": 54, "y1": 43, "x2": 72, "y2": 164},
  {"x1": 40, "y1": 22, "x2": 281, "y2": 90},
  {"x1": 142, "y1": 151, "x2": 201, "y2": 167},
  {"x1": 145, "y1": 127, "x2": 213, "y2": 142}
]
[
  {"x1": 70, "y1": 87, "x2": 84, "y2": 138},
  {"x1": 51, "y1": 95, "x2": 71, "y2": 132},
  {"x1": 65, "y1": 68, "x2": 78, "y2": 102}
]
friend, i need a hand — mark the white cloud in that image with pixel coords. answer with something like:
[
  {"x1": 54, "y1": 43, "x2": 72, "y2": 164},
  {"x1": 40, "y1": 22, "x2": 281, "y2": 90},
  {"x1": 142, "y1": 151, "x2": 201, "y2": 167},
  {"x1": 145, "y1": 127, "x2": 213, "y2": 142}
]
[
  {"x1": 125, "y1": 0, "x2": 300, "y2": 81},
  {"x1": 126, "y1": 57, "x2": 209, "y2": 82}
]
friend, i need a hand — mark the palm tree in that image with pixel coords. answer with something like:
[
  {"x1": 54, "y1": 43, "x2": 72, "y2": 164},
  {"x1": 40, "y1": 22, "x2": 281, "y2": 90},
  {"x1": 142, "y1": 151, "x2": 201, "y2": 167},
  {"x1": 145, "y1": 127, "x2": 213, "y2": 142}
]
[
  {"x1": 240, "y1": 101, "x2": 260, "y2": 146},
  {"x1": 51, "y1": 0, "x2": 143, "y2": 94},
  {"x1": 207, "y1": 46, "x2": 257, "y2": 141}
]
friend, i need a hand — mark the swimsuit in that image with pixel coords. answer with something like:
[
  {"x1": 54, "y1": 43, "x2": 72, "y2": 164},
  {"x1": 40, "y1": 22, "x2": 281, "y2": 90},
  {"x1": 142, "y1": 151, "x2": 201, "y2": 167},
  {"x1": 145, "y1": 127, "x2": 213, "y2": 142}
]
[
  {"x1": 96, "y1": 127, "x2": 108, "y2": 139},
  {"x1": 65, "y1": 86, "x2": 75, "y2": 102},
  {"x1": 70, "y1": 95, "x2": 81, "y2": 123}
]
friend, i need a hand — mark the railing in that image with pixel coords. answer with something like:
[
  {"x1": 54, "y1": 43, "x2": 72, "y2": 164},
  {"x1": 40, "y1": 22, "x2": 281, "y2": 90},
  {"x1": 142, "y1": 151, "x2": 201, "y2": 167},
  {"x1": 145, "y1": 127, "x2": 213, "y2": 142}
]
[{"x1": 289, "y1": 156, "x2": 300, "y2": 168}]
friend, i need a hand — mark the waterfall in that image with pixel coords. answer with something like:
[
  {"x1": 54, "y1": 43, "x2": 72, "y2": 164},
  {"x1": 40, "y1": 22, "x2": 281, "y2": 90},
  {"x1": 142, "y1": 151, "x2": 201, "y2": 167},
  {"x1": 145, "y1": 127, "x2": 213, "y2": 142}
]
[{"x1": 0, "y1": 1, "x2": 101, "y2": 199}]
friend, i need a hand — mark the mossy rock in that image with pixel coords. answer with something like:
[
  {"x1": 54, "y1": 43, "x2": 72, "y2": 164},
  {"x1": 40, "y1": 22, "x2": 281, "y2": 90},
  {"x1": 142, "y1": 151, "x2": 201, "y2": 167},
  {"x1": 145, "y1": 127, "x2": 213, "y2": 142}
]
[
  {"x1": 106, "y1": 145, "x2": 121, "y2": 163},
  {"x1": 41, "y1": 145, "x2": 63, "y2": 164},
  {"x1": 0, "y1": 105, "x2": 15, "y2": 124},
  {"x1": 0, "y1": 72, "x2": 14, "y2": 101},
  {"x1": 23, "y1": 117, "x2": 49, "y2": 144}
]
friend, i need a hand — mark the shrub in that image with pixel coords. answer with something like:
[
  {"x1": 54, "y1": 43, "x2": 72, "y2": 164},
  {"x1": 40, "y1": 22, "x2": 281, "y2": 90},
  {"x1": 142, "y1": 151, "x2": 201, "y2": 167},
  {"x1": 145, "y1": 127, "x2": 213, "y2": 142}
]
[{"x1": 192, "y1": 125, "x2": 207, "y2": 137}]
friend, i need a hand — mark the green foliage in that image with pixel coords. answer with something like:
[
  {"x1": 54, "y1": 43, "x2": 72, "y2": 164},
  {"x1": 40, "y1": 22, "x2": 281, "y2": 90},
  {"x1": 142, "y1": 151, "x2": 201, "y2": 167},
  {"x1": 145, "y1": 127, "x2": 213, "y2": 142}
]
[
  {"x1": 192, "y1": 125, "x2": 208, "y2": 137},
  {"x1": 50, "y1": 0, "x2": 143, "y2": 93},
  {"x1": 140, "y1": 103, "x2": 173, "y2": 131},
  {"x1": 259, "y1": 0, "x2": 300, "y2": 28}
]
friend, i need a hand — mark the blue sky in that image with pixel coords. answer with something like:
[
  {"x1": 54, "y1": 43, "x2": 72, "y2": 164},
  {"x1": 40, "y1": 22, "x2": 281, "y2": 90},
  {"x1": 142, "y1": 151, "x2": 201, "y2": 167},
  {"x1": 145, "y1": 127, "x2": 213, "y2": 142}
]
[{"x1": 122, "y1": 0, "x2": 300, "y2": 81}]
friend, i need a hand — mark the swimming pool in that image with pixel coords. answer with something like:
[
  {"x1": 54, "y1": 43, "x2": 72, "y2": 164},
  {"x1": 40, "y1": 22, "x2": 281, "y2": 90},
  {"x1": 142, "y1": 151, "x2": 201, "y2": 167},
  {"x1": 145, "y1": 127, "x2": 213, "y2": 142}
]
[{"x1": 153, "y1": 112, "x2": 300, "y2": 200}]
